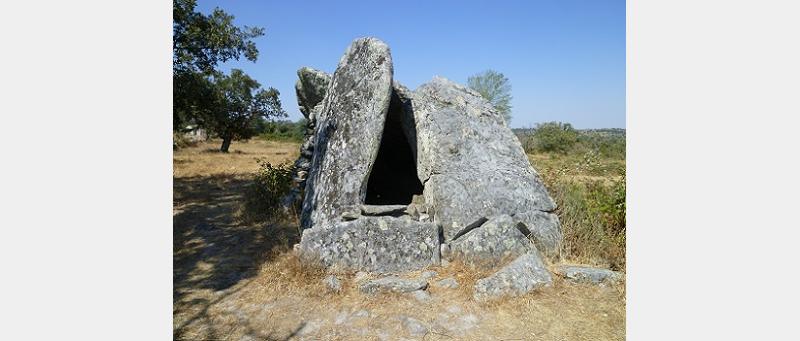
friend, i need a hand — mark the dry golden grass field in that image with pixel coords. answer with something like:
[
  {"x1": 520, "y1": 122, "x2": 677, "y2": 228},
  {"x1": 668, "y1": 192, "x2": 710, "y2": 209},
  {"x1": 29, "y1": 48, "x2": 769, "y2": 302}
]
[{"x1": 173, "y1": 139, "x2": 625, "y2": 340}]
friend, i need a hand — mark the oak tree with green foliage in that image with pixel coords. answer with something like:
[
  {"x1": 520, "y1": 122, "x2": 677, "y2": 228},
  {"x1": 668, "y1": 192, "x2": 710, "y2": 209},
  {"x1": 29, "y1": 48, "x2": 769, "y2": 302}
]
[
  {"x1": 206, "y1": 69, "x2": 286, "y2": 152},
  {"x1": 173, "y1": 0, "x2": 265, "y2": 131},
  {"x1": 467, "y1": 70, "x2": 513, "y2": 123}
]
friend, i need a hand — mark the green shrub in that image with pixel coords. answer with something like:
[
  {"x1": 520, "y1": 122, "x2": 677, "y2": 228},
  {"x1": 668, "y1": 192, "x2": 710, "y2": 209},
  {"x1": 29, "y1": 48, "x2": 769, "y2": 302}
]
[
  {"x1": 242, "y1": 160, "x2": 295, "y2": 223},
  {"x1": 546, "y1": 174, "x2": 626, "y2": 270},
  {"x1": 258, "y1": 119, "x2": 306, "y2": 142},
  {"x1": 529, "y1": 121, "x2": 579, "y2": 154}
]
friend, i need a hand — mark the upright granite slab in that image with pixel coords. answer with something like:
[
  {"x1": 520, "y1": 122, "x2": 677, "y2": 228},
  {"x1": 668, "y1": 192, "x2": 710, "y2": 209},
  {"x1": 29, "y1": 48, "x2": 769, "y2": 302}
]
[
  {"x1": 296, "y1": 216, "x2": 440, "y2": 273},
  {"x1": 411, "y1": 77, "x2": 558, "y2": 242},
  {"x1": 300, "y1": 38, "x2": 394, "y2": 229}
]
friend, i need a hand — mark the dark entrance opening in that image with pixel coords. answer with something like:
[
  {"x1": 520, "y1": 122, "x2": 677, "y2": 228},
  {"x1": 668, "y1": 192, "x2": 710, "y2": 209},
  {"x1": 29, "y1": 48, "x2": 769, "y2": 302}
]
[{"x1": 364, "y1": 95, "x2": 423, "y2": 205}]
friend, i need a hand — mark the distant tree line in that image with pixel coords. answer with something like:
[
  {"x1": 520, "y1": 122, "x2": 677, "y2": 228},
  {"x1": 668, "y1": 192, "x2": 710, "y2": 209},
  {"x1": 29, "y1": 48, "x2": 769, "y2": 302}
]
[
  {"x1": 173, "y1": 0, "x2": 286, "y2": 152},
  {"x1": 518, "y1": 122, "x2": 626, "y2": 158}
]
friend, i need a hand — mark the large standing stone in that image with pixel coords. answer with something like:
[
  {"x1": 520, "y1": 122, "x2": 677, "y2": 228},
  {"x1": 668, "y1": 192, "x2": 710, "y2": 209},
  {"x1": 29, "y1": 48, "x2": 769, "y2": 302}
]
[
  {"x1": 296, "y1": 216, "x2": 440, "y2": 272},
  {"x1": 411, "y1": 76, "x2": 558, "y2": 241},
  {"x1": 447, "y1": 214, "x2": 533, "y2": 267},
  {"x1": 473, "y1": 252, "x2": 553, "y2": 300},
  {"x1": 300, "y1": 37, "x2": 394, "y2": 230}
]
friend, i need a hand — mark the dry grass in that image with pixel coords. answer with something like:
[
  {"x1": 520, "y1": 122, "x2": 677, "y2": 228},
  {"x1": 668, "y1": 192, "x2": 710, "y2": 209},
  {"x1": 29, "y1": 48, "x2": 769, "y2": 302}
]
[{"x1": 174, "y1": 138, "x2": 625, "y2": 340}]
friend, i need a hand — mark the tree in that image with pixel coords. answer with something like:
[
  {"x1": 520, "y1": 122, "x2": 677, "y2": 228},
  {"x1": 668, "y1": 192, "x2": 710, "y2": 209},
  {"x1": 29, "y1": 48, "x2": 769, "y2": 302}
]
[
  {"x1": 531, "y1": 121, "x2": 579, "y2": 154},
  {"x1": 173, "y1": 0, "x2": 265, "y2": 131},
  {"x1": 206, "y1": 69, "x2": 286, "y2": 152},
  {"x1": 467, "y1": 70, "x2": 513, "y2": 123}
]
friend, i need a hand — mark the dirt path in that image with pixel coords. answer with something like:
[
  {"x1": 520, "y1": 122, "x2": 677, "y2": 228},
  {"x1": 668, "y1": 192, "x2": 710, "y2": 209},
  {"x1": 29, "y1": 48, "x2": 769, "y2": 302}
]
[{"x1": 173, "y1": 140, "x2": 625, "y2": 340}]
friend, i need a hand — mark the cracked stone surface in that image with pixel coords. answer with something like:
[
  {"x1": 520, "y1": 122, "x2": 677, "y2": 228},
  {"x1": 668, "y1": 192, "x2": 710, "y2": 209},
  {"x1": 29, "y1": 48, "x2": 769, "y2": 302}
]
[
  {"x1": 447, "y1": 214, "x2": 534, "y2": 268},
  {"x1": 292, "y1": 38, "x2": 560, "y2": 273},
  {"x1": 411, "y1": 76, "x2": 558, "y2": 241}
]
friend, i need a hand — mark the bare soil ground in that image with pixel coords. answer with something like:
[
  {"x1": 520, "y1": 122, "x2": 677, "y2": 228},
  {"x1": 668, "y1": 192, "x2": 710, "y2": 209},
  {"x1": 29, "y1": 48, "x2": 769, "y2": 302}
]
[{"x1": 174, "y1": 139, "x2": 625, "y2": 340}]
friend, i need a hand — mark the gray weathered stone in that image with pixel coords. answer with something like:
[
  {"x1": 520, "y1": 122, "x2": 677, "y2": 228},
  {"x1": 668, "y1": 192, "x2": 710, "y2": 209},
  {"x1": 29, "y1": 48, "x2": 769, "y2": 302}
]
[
  {"x1": 359, "y1": 276, "x2": 428, "y2": 294},
  {"x1": 361, "y1": 204, "x2": 408, "y2": 216},
  {"x1": 448, "y1": 214, "x2": 534, "y2": 267},
  {"x1": 293, "y1": 38, "x2": 562, "y2": 274},
  {"x1": 419, "y1": 270, "x2": 438, "y2": 281},
  {"x1": 513, "y1": 210, "x2": 562, "y2": 255},
  {"x1": 434, "y1": 277, "x2": 459, "y2": 289},
  {"x1": 411, "y1": 76, "x2": 557, "y2": 241},
  {"x1": 554, "y1": 265, "x2": 624, "y2": 285},
  {"x1": 473, "y1": 252, "x2": 553, "y2": 300},
  {"x1": 297, "y1": 216, "x2": 439, "y2": 272},
  {"x1": 323, "y1": 274, "x2": 342, "y2": 293},
  {"x1": 409, "y1": 289, "x2": 432, "y2": 302},
  {"x1": 400, "y1": 316, "x2": 428, "y2": 337},
  {"x1": 301, "y1": 37, "x2": 394, "y2": 230},
  {"x1": 295, "y1": 67, "x2": 331, "y2": 119}
]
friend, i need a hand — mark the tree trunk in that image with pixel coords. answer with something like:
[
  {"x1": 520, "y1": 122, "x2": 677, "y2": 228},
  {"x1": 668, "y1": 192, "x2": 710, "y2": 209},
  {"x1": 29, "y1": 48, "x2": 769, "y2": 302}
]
[{"x1": 220, "y1": 137, "x2": 232, "y2": 153}]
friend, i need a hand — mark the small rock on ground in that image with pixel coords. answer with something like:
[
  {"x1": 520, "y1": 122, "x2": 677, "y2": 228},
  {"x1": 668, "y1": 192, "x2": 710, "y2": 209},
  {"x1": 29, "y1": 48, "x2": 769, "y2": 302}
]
[
  {"x1": 419, "y1": 270, "x2": 438, "y2": 280},
  {"x1": 409, "y1": 290, "x2": 432, "y2": 302},
  {"x1": 554, "y1": 265, "x2": 624, "y2": 285},
  {"x1": 400, "y1": 316, "x2": 428, "y2": 337},
  {"x1": 434, "y1": 277, "x2": 459, "y2": 289},
  {"x1": 473, "y1": 252, "x2": 553, "y2": 300}
]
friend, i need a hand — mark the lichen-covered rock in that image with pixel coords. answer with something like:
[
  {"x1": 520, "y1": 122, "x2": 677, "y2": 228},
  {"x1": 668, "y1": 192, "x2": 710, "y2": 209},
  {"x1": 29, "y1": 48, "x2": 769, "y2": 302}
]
[
  {"x1": 295, "y1": 67, "x2": 331, "y2": 119},
  {"x1": 554, "y1": 265, "x2": 624, "y2": 285},
  {"x1": 358, "y1": 276, "x2": 429, "y2": 294},
  {"x1": 447, "y1": 214, "x2": 533, "y2": 267},
  {"x1": 300, "y1": 37, "x2": 394, "y2": 230},
  {"x1": 473, "y1": 252, "x2": 553, "y2": 300},
  {"x1": 513, "y1": 210, "x2": 562, "y2": 255},
  {"x1": 297, "y1": 216, "x2": 440, "y2": 272},
  {"x1": 411, "y1": 76, "x2": 557, "y2": 241},
  {"x1": 323, "y1": 274, "x2": 342, "y2": 293}
]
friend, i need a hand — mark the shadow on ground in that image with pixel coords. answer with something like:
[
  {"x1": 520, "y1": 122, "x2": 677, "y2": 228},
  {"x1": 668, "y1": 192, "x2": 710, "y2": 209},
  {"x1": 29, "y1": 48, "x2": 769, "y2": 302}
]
[{"x1": 173, "y1": 173, "x2": 300, "y2": 339}]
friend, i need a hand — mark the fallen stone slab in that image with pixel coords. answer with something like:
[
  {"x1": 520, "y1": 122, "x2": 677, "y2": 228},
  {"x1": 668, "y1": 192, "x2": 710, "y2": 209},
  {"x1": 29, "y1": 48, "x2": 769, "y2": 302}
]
[
  {"x1": 297, "y1": 216, "x2": 440, "y2": 272},
  {"x1": 448, "y1": 214, "x2": 534, "y2": 268},
  {"x1": 554, "y1": 265, "x2": 624, "y2": 285},
  {"x1": 359, "y1": 276, "x2": 429, "y2": 294},
  {"x1": 473, "y1": 252, "x2": 553, "y2": 300}
]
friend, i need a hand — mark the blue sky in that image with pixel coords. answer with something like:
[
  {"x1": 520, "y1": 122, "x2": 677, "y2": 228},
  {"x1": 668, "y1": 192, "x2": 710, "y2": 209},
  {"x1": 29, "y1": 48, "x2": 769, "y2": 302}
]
[{"x1": 196, "y1": 0, "x2": 625, "y2": 128}]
